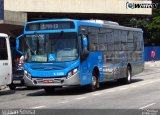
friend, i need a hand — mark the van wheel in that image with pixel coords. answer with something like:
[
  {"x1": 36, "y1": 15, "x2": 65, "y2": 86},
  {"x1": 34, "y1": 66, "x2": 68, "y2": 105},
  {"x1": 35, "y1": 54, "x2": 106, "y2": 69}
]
[
  {"x1": 9, "y1": 84, "x2": 16, "y2": 90},
  {"x1": 118, "y1": 66, "x2": 132, "y2": 84},
  {"x1": 44, "y1": 87, "x2": 55, "y2": 94}
]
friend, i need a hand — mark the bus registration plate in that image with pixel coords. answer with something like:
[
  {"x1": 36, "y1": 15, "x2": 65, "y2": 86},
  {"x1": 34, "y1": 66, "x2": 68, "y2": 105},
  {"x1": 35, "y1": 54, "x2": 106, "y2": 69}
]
[{"x1": 43, "y1": 79, "x2": 54, "y2": 83}]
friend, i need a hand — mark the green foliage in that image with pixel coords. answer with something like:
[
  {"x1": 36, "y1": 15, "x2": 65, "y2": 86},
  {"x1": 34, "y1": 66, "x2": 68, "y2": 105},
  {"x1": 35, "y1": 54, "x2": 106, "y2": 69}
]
[
  {"x1": 147, "y1": 16, "x2": 160, "y2": 30},
  {"x1": 146, "y1": 8, "x2": 160, "y2": 40},
  {"x1": 129, "y1": 8, "x2": 160, "y2": 40}
]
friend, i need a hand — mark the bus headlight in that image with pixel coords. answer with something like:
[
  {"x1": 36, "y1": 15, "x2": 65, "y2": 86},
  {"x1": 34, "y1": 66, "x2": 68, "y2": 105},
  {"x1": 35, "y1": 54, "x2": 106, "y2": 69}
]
[
  {"x1": 24, "y1": 70, "x2": 32, "y2": 79},
  {"x1": 67, "y1": 68, "x2": 78, "y2": 79},
  {"x1": 73, "y1": 68, "x2": 78, "y2": 74}
]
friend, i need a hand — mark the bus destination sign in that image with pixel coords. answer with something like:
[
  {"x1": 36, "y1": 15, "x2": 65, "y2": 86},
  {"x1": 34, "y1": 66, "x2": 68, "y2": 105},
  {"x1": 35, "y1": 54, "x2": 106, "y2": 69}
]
[{"x1": 26, "y1": 21, "x2": 75, "y2": 31}]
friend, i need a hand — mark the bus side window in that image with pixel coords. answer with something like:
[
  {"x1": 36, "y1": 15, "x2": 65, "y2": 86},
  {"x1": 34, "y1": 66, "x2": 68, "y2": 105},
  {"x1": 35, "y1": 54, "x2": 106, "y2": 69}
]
[
  {"x1": 114, "y1": 30, "x2": 121, "y2": 51},
  {"x1": 98, "y1": 33, "x2": 106, "y2": 51},
  {"x1": 121, "y1": 31, "x2": 127, "y2": 51},
  {"x1": 0, "y1": 38, "x2": 8, "y2": 60},
  {"x1": 127, "y1": 31, "x2": 134, "y2": 51},
  {"x1": 106, "y1": 32, "x2": 114, "y2": 51},
  {"x1": 88, "y1": 34, "x2": 98, "y2": 51}
]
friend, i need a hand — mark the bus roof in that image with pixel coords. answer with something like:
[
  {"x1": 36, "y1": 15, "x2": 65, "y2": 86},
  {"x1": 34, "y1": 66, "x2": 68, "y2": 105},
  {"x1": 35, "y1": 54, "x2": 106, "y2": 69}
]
[
  {"x1": 78, "y1": 19, "x2": 142, "y2": 32},
  {"x1": 25, "y1": 19, "x2": 143, "y2": 32}
]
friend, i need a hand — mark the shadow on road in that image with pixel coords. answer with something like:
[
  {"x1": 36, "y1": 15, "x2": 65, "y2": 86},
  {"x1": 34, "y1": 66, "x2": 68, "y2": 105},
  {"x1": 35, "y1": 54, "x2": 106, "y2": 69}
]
[
  {"x1": 99, "y1": 78, "x2": 143, "y2": 90},
  {"x1": 26, "y1": 78, "x2": 143, "y2": 97},
  {"x1": 15, "y1": 87, "x2": 40, "y2": 91},
  {"x1": 0, "y1": 90, "x2": 15, "y2": 96}
]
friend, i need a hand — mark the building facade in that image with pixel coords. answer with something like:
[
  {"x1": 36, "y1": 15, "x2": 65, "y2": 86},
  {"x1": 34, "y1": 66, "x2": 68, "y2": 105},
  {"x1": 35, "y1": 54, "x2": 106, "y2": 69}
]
[{"x1": 0, "y1": 0, "x2": 152, "y2": 37}]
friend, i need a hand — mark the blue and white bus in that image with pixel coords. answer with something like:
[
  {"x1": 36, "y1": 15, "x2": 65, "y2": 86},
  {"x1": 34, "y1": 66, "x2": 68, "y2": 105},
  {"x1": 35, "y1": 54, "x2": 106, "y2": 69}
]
[{"x1": 16, "y1": 19, "x2": 144, "y2": 93}]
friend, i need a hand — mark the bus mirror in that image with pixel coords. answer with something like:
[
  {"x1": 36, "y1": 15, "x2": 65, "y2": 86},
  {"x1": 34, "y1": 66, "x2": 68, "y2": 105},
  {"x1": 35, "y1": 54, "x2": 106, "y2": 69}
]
[
  {"x1": 82, "y1": 35, "x2": 89, "y2": 56},
  {"x1": 82, "y1": 35, "x2": 88, "y2": 48},
  {"x1": 16, "y1": 34, "x2": 25, "y2": 55}
]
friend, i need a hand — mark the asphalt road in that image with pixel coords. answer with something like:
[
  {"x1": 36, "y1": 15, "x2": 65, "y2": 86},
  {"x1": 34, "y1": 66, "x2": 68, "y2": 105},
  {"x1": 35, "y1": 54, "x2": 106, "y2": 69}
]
[{"x1": 0, "y1": 62, "x2": 160, "y2": 115}]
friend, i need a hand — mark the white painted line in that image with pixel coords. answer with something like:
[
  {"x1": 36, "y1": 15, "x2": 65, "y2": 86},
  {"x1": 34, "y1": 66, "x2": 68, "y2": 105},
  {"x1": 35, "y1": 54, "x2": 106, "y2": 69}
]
[
  {"x1": 59, "y1": 101, "x2": 69, "y2": 104},
  {"x1": 92, "y1": 93, "x2": 102, "y2": 96},
  {"x1": 119, "y1": 87, "x2": 127, "y2": 90},
  {"x1": 148, "y1": 81, "x2": 156, "y2": 84},
  {"x1": 76, "y1": 96, "x2": 87, "y2": 100},
  {"x1": 130, "y1": 85, "x2": 138, "y2": 88},
  {"x1": 137, "y1": 81, "x2": 155, "y2": 86},
  {"x1": 139, "y1": 103, "x2": 155, "y2": 110},
  {"x1": 106, "y1": 90, "x2": 116, "y2": 93},
  {"x1": 32, "y1": 106, "x2": 46, "y2": 109}
]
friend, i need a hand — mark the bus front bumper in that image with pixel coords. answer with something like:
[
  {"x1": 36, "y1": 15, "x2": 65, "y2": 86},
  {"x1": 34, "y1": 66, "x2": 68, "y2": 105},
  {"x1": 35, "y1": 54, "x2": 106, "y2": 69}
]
[{"x1": 24, "y1": 73, "x2": 80, "y2": 87}]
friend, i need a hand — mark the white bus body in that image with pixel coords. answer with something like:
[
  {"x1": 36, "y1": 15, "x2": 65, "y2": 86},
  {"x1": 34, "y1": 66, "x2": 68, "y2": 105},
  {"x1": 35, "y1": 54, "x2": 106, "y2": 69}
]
[{"x1": 0, "y1": 33, "x2": 12, "y2": 87}]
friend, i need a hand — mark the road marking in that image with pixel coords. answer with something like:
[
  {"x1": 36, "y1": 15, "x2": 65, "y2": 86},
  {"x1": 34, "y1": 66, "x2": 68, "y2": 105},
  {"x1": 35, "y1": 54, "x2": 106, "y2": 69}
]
[
  {"x1": 119, "y1": 87, "x2": 127, "y2": 90},
  {"x1": 92, "y1": 93, "x2": 102, "y2": 96},
  {"x1": 59, "y1": 101, "x2": 69, "y2": 104},
  {"x1": 148, "y1": 81, "x2": 156, "y2": 84},
  {"x1": 139, "y1": 103, "x2": 155, "y2": 109},
  {"x1": 136, "y1": 80, "x2": 158, "y2": 87},
  {"x1": 105, "y1": 90, "x2": 116, "y2": 93},
  {"x1": 58, "y1": 79, "x2": 160, "y2": 105},
  {"x1": 130, "y1": 85, "x2": 138, "y2": 88},
  {"x1": 32, "y1": 106, "x2": 46, "y2": 109},
  {"x1": 76, "y1": 96, "x2": 87, "y2": 100}
]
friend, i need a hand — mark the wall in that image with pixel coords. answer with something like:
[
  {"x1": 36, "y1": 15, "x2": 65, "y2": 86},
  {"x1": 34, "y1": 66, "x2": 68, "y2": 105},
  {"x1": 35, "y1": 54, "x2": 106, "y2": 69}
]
[
  {"x1": 4, "y1": 0, "x2": 152, "y2": 14},
  {"x1": 144, "y1": 46, "x2": 160, "y2": 61}
]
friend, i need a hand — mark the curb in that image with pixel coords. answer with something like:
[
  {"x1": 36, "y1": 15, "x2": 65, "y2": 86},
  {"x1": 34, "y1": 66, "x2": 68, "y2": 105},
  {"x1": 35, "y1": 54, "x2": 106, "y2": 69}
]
[{"x1": 145, "y1": 61, "x2": 160, "y2": 67}]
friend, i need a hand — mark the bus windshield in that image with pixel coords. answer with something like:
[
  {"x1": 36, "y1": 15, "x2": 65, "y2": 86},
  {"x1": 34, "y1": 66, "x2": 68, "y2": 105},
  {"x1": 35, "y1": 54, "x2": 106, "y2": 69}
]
[{"x1": 24, "y1": 32, "x2": 78, "y2": 62}]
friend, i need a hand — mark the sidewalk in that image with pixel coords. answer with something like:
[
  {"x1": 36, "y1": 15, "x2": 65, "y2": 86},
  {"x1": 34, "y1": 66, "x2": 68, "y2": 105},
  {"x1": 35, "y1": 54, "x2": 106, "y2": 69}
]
[{"x1": 145, "y1": 61, "x2": 160, "y2": 67}]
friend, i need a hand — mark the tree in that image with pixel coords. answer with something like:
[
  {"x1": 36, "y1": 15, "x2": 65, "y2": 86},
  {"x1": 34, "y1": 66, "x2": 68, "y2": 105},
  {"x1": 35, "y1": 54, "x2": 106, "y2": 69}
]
[
  {"x1": 146, "y1": 8, "x2": 160, "y2": 40},
  {"x1": 147, "y1": 15, "x2": 160, "y2": 39}
]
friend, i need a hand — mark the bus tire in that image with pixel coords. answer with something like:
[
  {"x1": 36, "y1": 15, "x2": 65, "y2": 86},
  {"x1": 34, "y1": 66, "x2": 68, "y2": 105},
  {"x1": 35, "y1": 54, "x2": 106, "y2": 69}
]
[
  {"x1": 118, "y1": 66, "x2": 132, "y2": 84},
  {"x1": 44, "y1": 87, "x2": 55, "y2": 94},
  {"x1": 88, "y1": 72, "x2": 100, "y2": 91},
  {"x1": 125, "y1": 66, "x2": 132, "y2": 84}
]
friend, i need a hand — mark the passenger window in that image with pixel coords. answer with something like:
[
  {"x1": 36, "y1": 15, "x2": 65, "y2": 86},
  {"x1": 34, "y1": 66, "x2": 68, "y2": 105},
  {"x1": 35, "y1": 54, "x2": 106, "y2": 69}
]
[
  {"x1": 114, "y1": 30, "x2": 121, "y2": 51},
  {"x1": 127, "y1": 31, "x2": 134, "y2": 51},
  {"x1": 98, "y1": 33, "x2": 106, "y2": 51},
  {"x1": 0, "y1": 37, "x2": 8, "y2": 60},
  {"x1": 88, "y1": 34, "x2": 98, "y2": 51},
  {"x1": 106, "y1": 32, "x2": 114, "y2": 51}
]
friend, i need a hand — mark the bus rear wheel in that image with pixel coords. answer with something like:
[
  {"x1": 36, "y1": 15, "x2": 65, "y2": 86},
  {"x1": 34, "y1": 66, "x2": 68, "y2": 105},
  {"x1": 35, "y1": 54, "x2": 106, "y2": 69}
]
[
  {"x1": 126, "y1": 66, "x2": 132, "y2": 83},
  {"x1": 118, "y1": 66, "x2": 132, "y2": 84},
  {"x1": 44, "y1": 87, "x2": 55, "y2": 94}
]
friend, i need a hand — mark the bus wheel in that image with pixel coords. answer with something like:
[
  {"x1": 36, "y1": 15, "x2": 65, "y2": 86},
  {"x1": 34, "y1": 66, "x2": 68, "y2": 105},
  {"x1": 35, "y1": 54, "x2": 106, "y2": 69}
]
[
  {"x1": 118, "y1": 66, "x2": 132, "y2": 84},
  {"x1": 88, "y1": 74, "x2": 99, "y2": 91},
  {"x1": 44, "y1": 87, "x2": 55, "y2": 94},
  {"x1": 126, "y1": 66, "x2": 132, "y2": 84}
]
